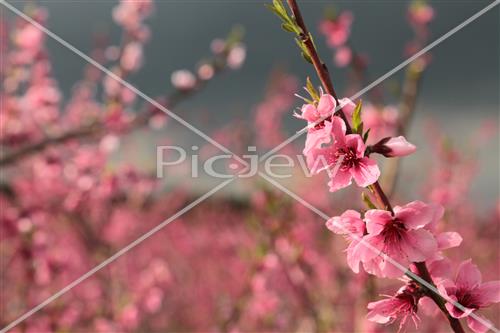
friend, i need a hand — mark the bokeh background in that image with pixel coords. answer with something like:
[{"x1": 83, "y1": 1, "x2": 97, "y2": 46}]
[
  {"x1": 4, "y1": 0, "x2": 499, "y2": 203},
  {"x1": 1, "y1": 0, "x2": 499, "y2": 332}
]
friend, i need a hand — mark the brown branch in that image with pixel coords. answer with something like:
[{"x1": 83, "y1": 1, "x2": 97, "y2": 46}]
[
  {"x1": 286, "y1": 0, "x2": 351, "y2": 131},
  {"x1": 413, "y1": 262, "x2": 465, "y2": 333},
  {"x1": 283, "y1": 1, "x2": 464, "y2": 332}
]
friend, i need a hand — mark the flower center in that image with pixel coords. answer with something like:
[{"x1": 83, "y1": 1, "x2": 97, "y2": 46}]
[
  {"x1": 456, "y1": 289, "x2": 479, "y2": 310},
  {"x1": 313, "y1": 115, "x2": 332, "y2": 130},
  {"x1": 337, "y1": 147, "x2": 358, "y2": 170},
  {"x1": 381, "y1": 219, "x2": 407, "y2": 246}
]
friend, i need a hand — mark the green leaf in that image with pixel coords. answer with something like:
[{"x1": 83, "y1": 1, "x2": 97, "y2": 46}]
[
  {"x1": 351, "y1": 100, "x2": 363, "y2": 134},
  {"x1": 305, "y1": 77, "x2": 319, "y2": 101},
  {"x1": 273, "y1": 0, "x2": 286, "y2": 13},
  {"x1": 281, "y1": 23, "x2": 295, "y2": 33},
  {"x1": 265, "y1": 2, "x2": 289, "y2": 23},
  {"x1": 363, "y1": 128, "x2": 371, "y2": 143},
  {"x1": 362, "y1": 192, "x2": 377, "y2": 210},
  {"x1": 295, "y1": 38, "x2": 312, "y2": 63}
]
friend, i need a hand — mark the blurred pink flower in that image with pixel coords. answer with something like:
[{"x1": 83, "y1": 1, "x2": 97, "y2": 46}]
[
  {"x1": 227, "y1": 43, "x2": 246, "y2": 69},
  {"x1": 121, "y1": 42, "x2": 143, "y2": 72},
  {"x1": 319, "y1": 11, "x2": 353, "y2": 48},
  {"x1": 334, "y1": 46, "x2": 352, "y2": 67},
  {"x1": 408, "y1": 2, "x2": 434, "y2": 26},
  {"x1": 171, "y1": 69, "x2": 196, "y2": 90}
]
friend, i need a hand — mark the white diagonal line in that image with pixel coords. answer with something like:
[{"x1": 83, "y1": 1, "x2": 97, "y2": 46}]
[
  {"x1": 257, "y1": 171, "x2": 500, "y2": 332},
  {"x1": 0, "y1": 177, "x2": 235, "y2": 333},
  {"x1": 260, "y1": 0, "x2": 500, "y2": 162},
  {"x1": 0, "y1": 0, "x2": 248, "y2": 169}
]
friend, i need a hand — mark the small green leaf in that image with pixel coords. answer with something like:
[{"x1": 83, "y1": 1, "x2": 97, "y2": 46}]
[
  {"x1": 363, "y1": 128, "x2": 371, "y2": 143},
  {"x1": 362, "y1": 192, "x2": 377, "y2": 210},
  {"x1": 265, "y1": 3, "x2": 289, "y2": 23},
  {"x1": 305, "y1": 77, "x2": 319, "y2": 101},
  {"x1": 351, "y1": 100, "x2": 363, "y2": 134},
  {"x1": 273, "y1": 0, "x2": 286, "y2": 13},
  {"x1": 295, "y1": 38, "x2": 312, "y2": 63},
  {"x1": 281, "y1": 23, "x2": 295, "y2": 32},
  {"x1": 301, "y1": 52, "x2": 312, "y2": 64}
]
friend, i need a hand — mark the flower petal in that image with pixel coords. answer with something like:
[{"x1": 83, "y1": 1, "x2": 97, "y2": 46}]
[
  {"x1": 456, "y1": 259, "x2": 482, "y2": 290},
  {"x1": 326, "y1": 210, "x2": 364, "y2": 237},
  {"x1": 300, "y1": 103, "x2": 319, "y2": 122},
  {"x1": 327, "y1": 169, "x2": 352, "y2": 192},
  {"x1": 394, "y1": 201, "x2": 434, "y2": 230},
  {"x1": 317, "y1": 94, "x2": 336, "y2": 118},
  {"x1": 303, "y1": 123, "x2": 332, "y2": 155},
  {"x1": 401, "y1": 229, "x2": 437, "y2": 262},
  {"x1": 351, "y1": 157, "x2": 380, "y2": 187},
  {"x1": 436, "y1": 232, "x2": 463, "y2": 250},
  {"x1": 330, "y1": 116, "x2": 346, "y2": 145},
  {"x1": 306, "y1": 146, "x2": 335, "y2": 174},
  {"x1": 345, "y1": 134, "x2": 366, "y2": 157},
  {"x1": 467, "y1": 314, "x2": 493, "y2": 333},
  {"x1": 355, "y1": 234, "x2": 382, "y2": 263},
  {"x1": 474, "y1": 281, "x2": 500, "y2": 307},
  {"x1": 364, "y1": 209, "x2": 392, "y2": 235}
]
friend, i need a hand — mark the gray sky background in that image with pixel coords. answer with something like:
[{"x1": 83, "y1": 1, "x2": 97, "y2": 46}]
[{"x1": 4, "y1": 0, "x2": 499, "y2": 208}]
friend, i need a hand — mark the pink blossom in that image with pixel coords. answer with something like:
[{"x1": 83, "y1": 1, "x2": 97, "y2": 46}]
[
  {"x1": 334, "y1": 46, "x2": 352, "y2": 67},
  {"x1": 361, "y1": 201, "x2": 438, "y2": 278},
  {"x1": 307, "y1": 116, "x2": 380, "y2": 192},
  {"x1": 408, "y1": 2, "x2": 434, "y2": 26},
  {"x1": 113, "y1": 0, "x2": 153, "y2": 32},
  {"x1": 120, "y1": 42, "x2": 143, "y2": 72},
  {"x1": 171, "y1": 70, "x2": 196, "y2": 90},
  {"x1": 197, "y1": 63, "x2": 215, "y2": 80},
  {"x1": 296, "y1": 94, "x2": 336, "y2": 123},
  {"x1": 210, "y1": 38, "x2": 226, "y2": 54},
  {"x1": 15, "y1": 24, "x2": 44, "y2": 53},
  {"x1": 439, "y1": 260, "x2": 500, "y2": 333},
  {"x1": 326, "y1": 210, "x2": 366, "y2": 273},
  {"x1": 361, "y1": 103, "x2": 399, "y2": 143},
  {"x1": 367, "y1": 283, "x2": 422, "y2": 331},
  {"x1": 372, "y1": 136, "x2": 417, "y2": 157},
  {"x1": 296, "y1": 94, "x2": 336, "y2": 155},
  {"x1": 319, "y1": 11, "x2": 353, "y2": 48},
  {"x1": 227, "y1": 43, "x2": 246, "y2": 69}
]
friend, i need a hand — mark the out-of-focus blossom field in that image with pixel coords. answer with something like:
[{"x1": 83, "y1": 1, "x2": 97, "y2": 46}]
[{"x1": 0, "y1": 1, "x2": 498, "y2": 332}]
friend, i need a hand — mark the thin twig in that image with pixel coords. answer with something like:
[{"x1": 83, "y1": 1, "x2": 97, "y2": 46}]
[
  {"x1": 382, "y1": 63, "x2": 424, "y2": 197},
  {"x1": 0, "y1": 37, "x2": 238, "y2": 167},
  {"x1": 286, "y1": 0, "x2": 351, "y2": 132}
]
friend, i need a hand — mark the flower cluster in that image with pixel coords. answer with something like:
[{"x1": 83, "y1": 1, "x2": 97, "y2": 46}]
[
  {"x1": 296, "y1": 92, "x2": 497, "y2": 331},
  {"x1": 405, "y1": 0, "x2": 434, "y2": 67},
  {"x1": 296, "y1": 93, "x2": 415, "y2": 192},
  {"x1": 319, "y1": 10, "x2": 354, "y2": 67}
]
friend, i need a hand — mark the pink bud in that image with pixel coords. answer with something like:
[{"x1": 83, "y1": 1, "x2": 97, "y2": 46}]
[
  {"x1": 382, "y1": 136, "x2": 416, "y2": 157},
  {"x1": 171, "y1": 70, "x2": 196, "y2": 90},
  {"x1": 120, "y1": 42, "x2": 143, "y2": 72}
]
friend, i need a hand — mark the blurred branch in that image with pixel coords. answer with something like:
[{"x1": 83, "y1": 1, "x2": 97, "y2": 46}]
[
  {"x1": 0, "y1": 28, "x2": 244, "y2": 167},
  {"x1": 381, "y1": 62, "x2": 425, "y2": 198}
]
